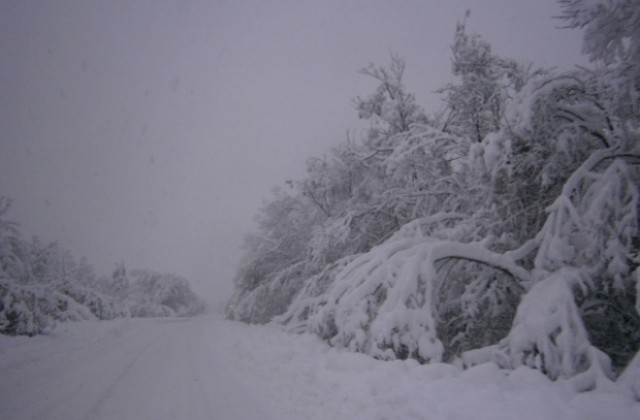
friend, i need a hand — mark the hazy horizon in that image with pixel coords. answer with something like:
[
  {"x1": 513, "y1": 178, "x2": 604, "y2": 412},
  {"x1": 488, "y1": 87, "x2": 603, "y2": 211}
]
[{"x1": 0, "y1": 0, "x2": 586, "y2": 303}]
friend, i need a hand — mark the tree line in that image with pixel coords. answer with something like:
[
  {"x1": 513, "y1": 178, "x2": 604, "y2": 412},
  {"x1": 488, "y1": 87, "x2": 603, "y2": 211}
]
[
  {"x1": 227, "y1": 0, "x2": 640, "y2": 390},
  {"x1": 0, "y1": 197, "x2": 205, "y2": 336}
]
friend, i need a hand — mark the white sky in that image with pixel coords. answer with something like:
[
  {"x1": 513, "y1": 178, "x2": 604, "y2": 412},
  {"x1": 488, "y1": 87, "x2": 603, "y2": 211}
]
[{"x1": 0, "y1": 0, "x2": 586, "y2": 303}]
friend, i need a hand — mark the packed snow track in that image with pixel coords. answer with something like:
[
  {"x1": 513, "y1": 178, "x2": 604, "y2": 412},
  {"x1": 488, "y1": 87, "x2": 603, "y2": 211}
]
[{"x1": 1, "y1": 315, "x2": 638, "y2": 420}]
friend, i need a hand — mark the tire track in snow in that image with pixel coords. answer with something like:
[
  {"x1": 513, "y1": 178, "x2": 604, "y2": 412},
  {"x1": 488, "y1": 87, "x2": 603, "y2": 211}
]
[
  {"x1": 78, "y1": 337, "x2": 158, "y2": 420},
  {"x1": 186, "y1": 331, "x2": 217, "y2": 420}
]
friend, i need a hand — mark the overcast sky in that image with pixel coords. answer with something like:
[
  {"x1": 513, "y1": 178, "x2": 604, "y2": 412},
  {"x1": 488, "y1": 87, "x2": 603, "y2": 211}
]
[{"x1": 0, "y1": 0, "x2": 586, "y2": 303}]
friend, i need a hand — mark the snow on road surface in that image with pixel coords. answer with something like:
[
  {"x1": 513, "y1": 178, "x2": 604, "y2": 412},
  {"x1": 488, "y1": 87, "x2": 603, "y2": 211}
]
[
  {"x1": 0, "y1": 316, "x2": 273, "y2": 420},
  {"x1": 0, "y1": 315, "x2": 638, "y2": 420}
]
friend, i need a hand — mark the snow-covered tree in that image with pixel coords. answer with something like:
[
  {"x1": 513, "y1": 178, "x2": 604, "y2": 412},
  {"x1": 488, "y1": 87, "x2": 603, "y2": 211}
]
[
  {"x1": 0, "y1": 196, "x2": 204, "y2": 335},
  {"x1": 438, "y1": 17, "x2": 526, "y2": 143},
  {"x1": 559, "y1": 0, "x2": 640, "y2": 121},
  {"x1": 0, "y1": 197, "x2": 29, "y2": 282},
  {"x1": 227, "y1": 188, "x2": 320, "y2": 323},
  {"x1": 128, "y1": 269, "x2": 205, "y2": 317},
  {"x1": 103, "y1": 262, "x2": 130, "y2": 298},
  {"x1": 355, "y1": 54, "x2": 427, "y2": 145},
  {"x1": 229, "y1": 2, "x2": 640, "y2": 392},
  {"x1": 0, "y1": 199, "x2": 97, "y2": 335}
]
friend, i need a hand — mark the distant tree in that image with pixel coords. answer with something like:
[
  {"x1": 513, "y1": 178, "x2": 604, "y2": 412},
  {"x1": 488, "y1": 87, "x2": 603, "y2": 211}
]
[
  {"x1": 75, "y1": 256, "x2": 97, "y2": 288},
  {"x1": 0, "y1": 195, "x2": 204, "y2": 336},
  {"x1": 107, "y1": 262, "x2": 130, "y2": 298},
  {"x1": 0, "y1": 197, "x2": 26, "y2": 281},
  {"x1": 0, "y1": 198, "x2": 96, "y2": 335},
  {"x1": 128, "y1": 269, "x2": 204, "y2": 317}
]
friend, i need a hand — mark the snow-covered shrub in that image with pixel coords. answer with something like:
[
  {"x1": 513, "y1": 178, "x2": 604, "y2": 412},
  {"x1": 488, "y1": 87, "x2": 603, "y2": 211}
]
[
  {"x1": 0, "y1": 279, "x2": 95, "y2": 336},
  {"x1": 493, "y1": 269, "x2": 614, "y2": 387},
  {"x1": 58, "y1": 282, "x2": 129, "y2": 320}
]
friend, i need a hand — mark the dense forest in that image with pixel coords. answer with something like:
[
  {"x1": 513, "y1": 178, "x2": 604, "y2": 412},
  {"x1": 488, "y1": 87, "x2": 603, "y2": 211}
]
[
  {"x1": 227, "y1": 0, "x2": 640, "y2": 390},
  {"x1": 0, "y1": 196, "x2": 205, "y2": 336}
]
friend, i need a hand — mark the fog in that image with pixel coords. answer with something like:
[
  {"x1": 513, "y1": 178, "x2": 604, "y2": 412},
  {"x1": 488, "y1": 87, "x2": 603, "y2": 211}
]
[{"x1": 0, "y1": 0, "x2": 585, "y2": 304}]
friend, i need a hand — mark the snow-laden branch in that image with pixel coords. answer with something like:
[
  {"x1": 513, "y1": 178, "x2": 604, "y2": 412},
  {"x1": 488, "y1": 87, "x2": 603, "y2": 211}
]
[
  {"x1": 430, "y1": 241, "x2": 532, "y2": 285},
  {"x1": 291, "y1": 221, "x2": 533, "y2": 363}
]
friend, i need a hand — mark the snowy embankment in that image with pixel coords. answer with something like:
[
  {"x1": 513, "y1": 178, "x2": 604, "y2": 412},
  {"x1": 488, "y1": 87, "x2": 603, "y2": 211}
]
[{"x1": 0, "y1": 316, "x2": 637, "y2": 420}]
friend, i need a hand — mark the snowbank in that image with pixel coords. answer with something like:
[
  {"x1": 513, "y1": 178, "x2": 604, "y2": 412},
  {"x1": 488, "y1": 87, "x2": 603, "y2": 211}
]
[{"x1": 217, "y1": 318, "x2": 640, "y2": 420}]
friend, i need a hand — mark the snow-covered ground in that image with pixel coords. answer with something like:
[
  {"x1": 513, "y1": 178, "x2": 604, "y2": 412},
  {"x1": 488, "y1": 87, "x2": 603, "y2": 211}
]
[{"x1": 0, "y1": 316, "x2": 637, "y2": 420}]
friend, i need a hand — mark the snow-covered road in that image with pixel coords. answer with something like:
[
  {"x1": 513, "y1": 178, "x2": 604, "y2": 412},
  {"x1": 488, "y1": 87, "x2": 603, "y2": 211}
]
[
  {"x1": 0, "y1": 316, "x2": 275, "y2": 420},
  {"x1": 1, "y1": 315, "x2": 638, "y2": 420}
]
